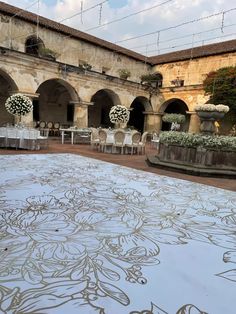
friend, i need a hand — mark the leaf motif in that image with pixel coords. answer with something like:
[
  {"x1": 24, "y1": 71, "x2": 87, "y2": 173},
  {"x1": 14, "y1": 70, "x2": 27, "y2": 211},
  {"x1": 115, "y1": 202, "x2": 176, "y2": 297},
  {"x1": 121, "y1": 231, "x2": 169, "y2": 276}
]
[
  {"x1": 36, "y1": 261, "x2": 64, "y2": 273},
  {"x1": 127, "y1": 247, "x2": 147, "y2": 256},
  {"x1": 22, "y1": 265, "x2": 43, "y2": 285},
  {"x1": 151, "y1": 302, "x2": 168, "y2": 314},
  {"x1": 223, "y1": 251, "x2": 236, "y2": 264},
  {"x1": 176, "y1": 304, "x2": 207, "y2": 314},
  {"x1": 216, "y1": 269, "x2": 236, "y2": 282},
  {"x1": 70, "y1": 258, "x2": 90, "y2": 280},
  {"x1": 119, "y1": 233, "x2": 160, "y2": 257},
  {"x1": 222, "y1": 214, "x2": 236, "y2": 226},
  {"x1": 98, "y1": 281, "x2": 129, "y2": 305},
  {"x1": 209, "y1": 234, "x2": 236, "y2": 250},
  {"x1": 98, "y1": 266, "x2": 120, "y2": 281}
]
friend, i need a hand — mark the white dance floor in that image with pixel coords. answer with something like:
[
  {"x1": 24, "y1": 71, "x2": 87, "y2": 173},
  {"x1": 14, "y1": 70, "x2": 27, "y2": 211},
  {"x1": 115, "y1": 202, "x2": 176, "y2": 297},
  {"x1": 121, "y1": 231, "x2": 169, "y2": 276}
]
[{"x1": 0, "y1": 154, "x2": 236, "y2": 314}]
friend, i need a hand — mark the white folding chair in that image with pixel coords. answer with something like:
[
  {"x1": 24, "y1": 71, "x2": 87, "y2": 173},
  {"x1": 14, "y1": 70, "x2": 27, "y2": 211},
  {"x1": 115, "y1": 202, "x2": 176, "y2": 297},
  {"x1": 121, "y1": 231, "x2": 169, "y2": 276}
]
[
  {"x1": 6, "y1": 128, "x2": 20, "y2": 149},
  {"x1": 112, "y1": 130, "x2": 125, "y2": 154},
  {"x1": 125, "y1": 132, "x2": 141, "y2": 155}
]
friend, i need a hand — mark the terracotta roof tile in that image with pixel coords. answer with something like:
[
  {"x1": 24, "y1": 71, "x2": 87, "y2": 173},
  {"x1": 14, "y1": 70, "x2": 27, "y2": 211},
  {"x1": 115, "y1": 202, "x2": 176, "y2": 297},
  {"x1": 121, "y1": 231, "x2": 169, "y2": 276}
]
[
  {"x1": 149, "y1": 39, "x2": 236, "y2": 64},
  {"x1": 0, "y1": 1, "x2": 236, "y2": 66},
  {"x1": 0, "y1": 1, "x2": 148, "y2": 62}
]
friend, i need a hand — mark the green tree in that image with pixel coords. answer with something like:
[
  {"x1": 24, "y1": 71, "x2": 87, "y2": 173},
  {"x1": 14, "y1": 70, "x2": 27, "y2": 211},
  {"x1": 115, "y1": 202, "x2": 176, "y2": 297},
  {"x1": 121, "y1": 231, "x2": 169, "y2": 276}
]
[{"x1": 203, "y1": 66, "x2": 236, "y2": 133}]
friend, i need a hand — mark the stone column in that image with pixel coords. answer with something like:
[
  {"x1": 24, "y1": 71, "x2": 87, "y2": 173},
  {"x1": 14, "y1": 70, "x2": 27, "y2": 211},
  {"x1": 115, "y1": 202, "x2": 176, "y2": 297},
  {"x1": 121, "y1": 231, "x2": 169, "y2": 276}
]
[
  {"x1": 187, "y1": 111, "x2": 200, "y2": 133},
  {"x1": 143, "y1": 111, "x2": 163, "y2": 134},
  {"x1": 73, "y1": 101, "x2": 94, "y2": 128},
  {"x1": 13, "y1": 92, "x2": 39, "y2": 127}
]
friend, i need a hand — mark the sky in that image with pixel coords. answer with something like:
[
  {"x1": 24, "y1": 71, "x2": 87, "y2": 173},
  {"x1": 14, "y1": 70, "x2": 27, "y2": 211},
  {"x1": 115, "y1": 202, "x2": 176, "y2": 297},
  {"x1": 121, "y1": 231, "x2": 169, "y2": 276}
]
[{"x1": 2, "y1": 0, "x2": 236, "y2": 56}]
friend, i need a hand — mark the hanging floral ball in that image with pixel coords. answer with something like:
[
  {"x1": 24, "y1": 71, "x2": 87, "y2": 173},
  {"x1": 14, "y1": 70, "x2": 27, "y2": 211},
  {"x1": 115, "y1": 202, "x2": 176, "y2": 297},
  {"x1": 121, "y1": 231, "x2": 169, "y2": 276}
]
[
  {"x1": 5, "y1": 93, "x2": 33, "y2": 116},
  {"x1": 109, "y1": 105, "x2": 130, "y2": 124}
]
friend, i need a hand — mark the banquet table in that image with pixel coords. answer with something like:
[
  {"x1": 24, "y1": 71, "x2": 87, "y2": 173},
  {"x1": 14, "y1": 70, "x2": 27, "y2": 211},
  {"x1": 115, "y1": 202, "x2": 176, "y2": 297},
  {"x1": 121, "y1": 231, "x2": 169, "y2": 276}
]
[
  {"x1": 105, "y1": 129, "x2": 132, "y2": 145},
  {"x1": 60, "y1": 128, "x2": 91, "y2": 144},
  {"x1": 0, "y1": 127, "x2": 40, "y2": 150}
]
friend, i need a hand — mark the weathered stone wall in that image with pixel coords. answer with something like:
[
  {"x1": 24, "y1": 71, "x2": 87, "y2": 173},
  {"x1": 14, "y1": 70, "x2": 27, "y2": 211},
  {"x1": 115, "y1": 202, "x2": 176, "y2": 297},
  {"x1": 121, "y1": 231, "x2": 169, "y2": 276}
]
[
  {"x1": 0, "y1": 13, "x2": 150, "y2": 81},
  {"x1": 152, "y1": 52, "x2": 236, "y2": 88},
  {"x1": 0, "y1": 11, "x2": 236, "y2": 133},
  {"x1": 0, "y1": 50, "x2": 152, "y2": 127}
]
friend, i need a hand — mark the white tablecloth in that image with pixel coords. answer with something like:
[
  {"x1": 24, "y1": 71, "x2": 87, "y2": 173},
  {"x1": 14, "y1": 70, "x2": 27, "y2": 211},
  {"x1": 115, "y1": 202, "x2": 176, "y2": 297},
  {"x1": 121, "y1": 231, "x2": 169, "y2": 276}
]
[
  {"x1": 60, "y1": 128, "x2": 91, "y2": 144},
  {"x1": 106, "y1": 130, "x2": 132, "y2": 145},
  {"x1": 0, "y1": 127, "x2": 40, "y2": 150}
]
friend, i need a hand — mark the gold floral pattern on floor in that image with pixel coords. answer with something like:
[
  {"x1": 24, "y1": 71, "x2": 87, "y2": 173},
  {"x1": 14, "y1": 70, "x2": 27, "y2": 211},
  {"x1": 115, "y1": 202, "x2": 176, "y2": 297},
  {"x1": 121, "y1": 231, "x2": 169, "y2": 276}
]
[{"x1": 0, "y1": 154, "x2": 235, "y2": 314}]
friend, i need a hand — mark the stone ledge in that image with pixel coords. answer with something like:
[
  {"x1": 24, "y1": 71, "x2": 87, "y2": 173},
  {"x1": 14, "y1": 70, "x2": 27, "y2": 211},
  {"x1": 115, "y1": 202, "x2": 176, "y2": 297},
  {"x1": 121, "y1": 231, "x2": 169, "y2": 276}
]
[{"x1": 146, "y1": 155, "x2": 236, "y2": 179}]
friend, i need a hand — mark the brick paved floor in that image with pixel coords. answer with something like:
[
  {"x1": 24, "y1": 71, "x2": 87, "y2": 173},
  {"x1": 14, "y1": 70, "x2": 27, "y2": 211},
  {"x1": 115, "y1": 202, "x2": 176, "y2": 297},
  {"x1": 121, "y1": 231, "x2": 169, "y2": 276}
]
[{"x1": 0, "y1": 137, "x2": 235, "y2": 192}]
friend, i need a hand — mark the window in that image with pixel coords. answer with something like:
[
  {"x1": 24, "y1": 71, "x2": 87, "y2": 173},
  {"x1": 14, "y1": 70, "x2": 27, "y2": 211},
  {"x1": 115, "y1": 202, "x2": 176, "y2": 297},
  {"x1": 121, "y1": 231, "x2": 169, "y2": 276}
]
[
  {"x1": 25, "y1": 36, "x2": 44, "y2": 56},
  {"x1": 171, "y1": 77, "x2": 184, "y2": 87},
  {"x1": 155, "y1": 73, "x2": 163, "y2": 87}
]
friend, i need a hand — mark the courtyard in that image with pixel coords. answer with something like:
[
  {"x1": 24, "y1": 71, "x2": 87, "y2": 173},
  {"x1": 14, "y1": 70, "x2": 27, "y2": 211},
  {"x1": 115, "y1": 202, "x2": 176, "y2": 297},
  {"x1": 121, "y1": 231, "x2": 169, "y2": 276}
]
[
  {"x1": 0, "y1": 0, "x2": 236, "y2": 313},
  {"x1": 0, "y1": 141, "x2": 236, "y2": 313}
]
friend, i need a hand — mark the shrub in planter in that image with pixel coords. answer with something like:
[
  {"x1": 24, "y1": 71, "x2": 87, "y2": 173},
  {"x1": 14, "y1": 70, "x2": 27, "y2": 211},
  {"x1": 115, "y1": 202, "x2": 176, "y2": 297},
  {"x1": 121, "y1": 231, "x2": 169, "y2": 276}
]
[
  {"x1": 118, "y1": 69, "x2": 131, "y2": 80},
  {"x1": 79, "y1": 62, "x2": 92, "y2": 71},
  {"x1": 195, "y1": 103, "x2": 229, "y2": 112},
  {"x1": 39, "y1": 47, "x2": 59, "y2": 60},
  {"x1": 162, "y1": 113, "x2": 186, "y2": 124},
  {"x1": 159, "y1": 131, "x2": 236, "y2": 151}
]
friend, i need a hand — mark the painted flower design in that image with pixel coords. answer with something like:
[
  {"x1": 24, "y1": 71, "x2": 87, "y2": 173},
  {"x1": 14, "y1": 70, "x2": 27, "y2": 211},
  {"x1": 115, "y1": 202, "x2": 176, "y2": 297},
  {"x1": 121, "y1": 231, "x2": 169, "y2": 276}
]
[{"x1": 0, "y1": 153, "x2": 235, "y2": 313}]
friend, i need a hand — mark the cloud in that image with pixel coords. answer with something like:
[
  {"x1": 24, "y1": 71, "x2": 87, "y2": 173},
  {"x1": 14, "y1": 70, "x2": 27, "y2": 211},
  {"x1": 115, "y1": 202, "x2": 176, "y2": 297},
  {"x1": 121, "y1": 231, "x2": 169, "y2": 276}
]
[{"x1": 2, "y1": 0, "x2": 236, "y2": 55}]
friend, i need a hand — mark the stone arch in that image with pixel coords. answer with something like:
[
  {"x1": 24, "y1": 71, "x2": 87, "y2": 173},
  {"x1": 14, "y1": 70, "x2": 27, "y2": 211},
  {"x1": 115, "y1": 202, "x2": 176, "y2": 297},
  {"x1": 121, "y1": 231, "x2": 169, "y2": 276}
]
[
  {"x1": 0, "y1": 69, "x2": 18, "y2": 124},
  {"x1": 88, "y1": 89, "x2": 121, "y2": 128},
  {"x1": 35, "y1": 78, "x2": 79, "y2": 126},
  {"x1": 129, "y1": 96, "x2": 152, "y2": 132},
  {"x1": 160, "y1": 98, "x2": 190, "y2": 131},
  {"x1": 25, "y1": 35, "x2": 44, "y2": 56}
]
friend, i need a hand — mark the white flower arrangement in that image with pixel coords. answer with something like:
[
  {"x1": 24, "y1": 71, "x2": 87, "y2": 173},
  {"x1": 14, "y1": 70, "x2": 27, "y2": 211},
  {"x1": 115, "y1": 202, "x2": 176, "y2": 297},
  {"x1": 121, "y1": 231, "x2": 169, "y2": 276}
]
[
  {"x1": 194, "y1": 104, "x2": 216, "y2": 112},
  {"x1": 215, "y1": 104, "x2": 230, "y2": 113},
  {"x1": 160, "y1": 131, "x2": 236, "y2": 150},
  {"x1": 5, "y1": 93, "x2": 33, "y2": 116},
  {"x1": 195, "y1": 103, "x2": 230, "y2": 113},
  {"x1": 109, "y1": 105, "x2": 130, "y2": 124}
]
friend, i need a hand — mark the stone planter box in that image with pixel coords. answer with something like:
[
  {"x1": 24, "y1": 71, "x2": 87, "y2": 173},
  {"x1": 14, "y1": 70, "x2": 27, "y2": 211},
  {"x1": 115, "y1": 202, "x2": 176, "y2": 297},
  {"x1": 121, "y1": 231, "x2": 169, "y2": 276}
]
[{"x1": 158, "y1": 143, "x2": 236, "y2": 168}]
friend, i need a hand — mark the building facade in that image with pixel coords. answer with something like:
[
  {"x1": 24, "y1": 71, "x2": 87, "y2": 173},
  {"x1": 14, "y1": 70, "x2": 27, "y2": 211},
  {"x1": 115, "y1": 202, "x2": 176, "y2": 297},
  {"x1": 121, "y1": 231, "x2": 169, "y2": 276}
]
[{"x1": 0, "y1": 2, "x2": 236, "y2": 133}]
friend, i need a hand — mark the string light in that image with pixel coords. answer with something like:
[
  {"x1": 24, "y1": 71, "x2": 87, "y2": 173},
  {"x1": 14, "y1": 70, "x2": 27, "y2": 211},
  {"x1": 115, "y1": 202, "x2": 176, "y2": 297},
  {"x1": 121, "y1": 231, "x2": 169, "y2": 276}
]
[
  {"x1": 8, "y1": 0, "x2": 39, "y2": 48},
  {"x1": 99, "y1": 3, "x2": 103, "y2": 26},
  {"x1": 157, "y1": 31, "x2": 160, "y2": 55},
  {"x1": 4, "y1": 2, "x2": 236, "y2": 63},
  {"x1": 145, "y1": 32, "x2": 236, "y2": 55},
  {"x1": 85, "y1": 0, "x2": 174, "y2": 32},
  {"x1": 36, "y1": 0, "x2": 40, "y2": 39},
  {"x1": 221, "y1": 12, "x2": 225, "y2": 33},
  {"x1": 58, "y1": 0, "x2": 108, "y2": 24},
  {"x1": 81, "y1": 1, "x2": 84, "y2": 25},
  {"x1": 130, "y1": 23, "x2": 236, "y2": 51},
  {"x1": 115, "y1": 7, "x2": 236, "y2": 44}
]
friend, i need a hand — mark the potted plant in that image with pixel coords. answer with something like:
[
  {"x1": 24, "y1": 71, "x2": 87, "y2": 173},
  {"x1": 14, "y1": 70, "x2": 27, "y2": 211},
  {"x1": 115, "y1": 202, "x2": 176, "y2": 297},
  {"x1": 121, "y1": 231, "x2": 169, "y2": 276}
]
[
  {"x1": 162, "y1": 113, "x2": 186, "y2": 131},
  {"x1": 195, "y1": 103, "x2": 229, "y2": 135},
  {"x1": 140, "y1": 73, "x2": 162, "y2": 87},
  {"x1": 78, "y1": 62, "x2": 92, "y2": 71},
  {"x1": 39, "y1": 47, "x2": 59, "y2": 61},
  {"x1": 118, "y1": 69, "x2": 131, "y2": 80},
  {"x1": 170, "y1": 77, "x2": 184, "y2": 87}
]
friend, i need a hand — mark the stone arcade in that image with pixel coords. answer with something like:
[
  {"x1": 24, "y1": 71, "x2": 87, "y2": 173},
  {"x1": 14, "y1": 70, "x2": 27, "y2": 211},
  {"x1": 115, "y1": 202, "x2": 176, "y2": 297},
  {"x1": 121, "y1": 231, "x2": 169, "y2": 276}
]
[{"x1": 1, "y1": 2, "x2": 236, "y2": 133}]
